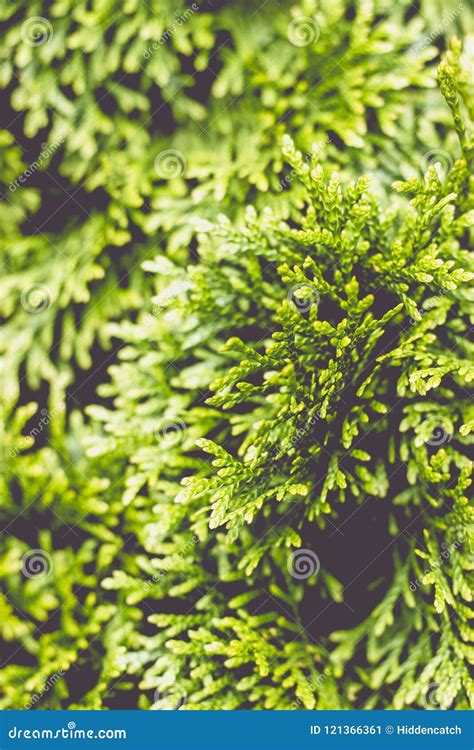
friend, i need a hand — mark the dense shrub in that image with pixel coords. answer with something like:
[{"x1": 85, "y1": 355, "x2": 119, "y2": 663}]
[
  {"x1": 1, "y1": 0, "x2": 468, "y2": 406},
  {"x1": 0, "y1": 1, "x2": 472, "y2": 710}
]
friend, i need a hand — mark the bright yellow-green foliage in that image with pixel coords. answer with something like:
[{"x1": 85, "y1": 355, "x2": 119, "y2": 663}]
[{"x1": 0, "y1": 1, "x2": 473, "y2": 710}]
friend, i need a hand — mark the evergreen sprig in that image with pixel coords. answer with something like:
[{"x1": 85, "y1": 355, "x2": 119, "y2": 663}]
[{"x1": 0, "y1": 5, "x2": 472, "y2": 712}]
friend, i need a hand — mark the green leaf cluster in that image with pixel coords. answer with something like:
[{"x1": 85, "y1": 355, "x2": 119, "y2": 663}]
[{"x1": 0, "y1": 3, "x2": 472, "y2": 711}]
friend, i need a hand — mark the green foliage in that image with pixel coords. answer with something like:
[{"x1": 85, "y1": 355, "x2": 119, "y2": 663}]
[
  {"x1": 0, "y1": 1, "x2": 473, "y2": 712},
  {"x1": 1, "y1": 0, "x2": 471, "y2": 410}
]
